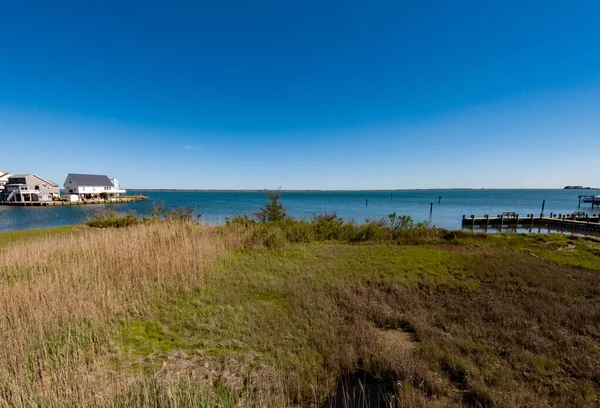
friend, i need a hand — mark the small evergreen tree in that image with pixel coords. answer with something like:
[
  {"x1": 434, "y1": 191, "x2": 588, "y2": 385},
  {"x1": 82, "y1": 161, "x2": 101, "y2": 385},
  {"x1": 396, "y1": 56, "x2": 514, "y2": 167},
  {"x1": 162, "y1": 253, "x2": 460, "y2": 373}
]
[{"x1": 254, "y1": 190, "x2": 288, "y2": 222}]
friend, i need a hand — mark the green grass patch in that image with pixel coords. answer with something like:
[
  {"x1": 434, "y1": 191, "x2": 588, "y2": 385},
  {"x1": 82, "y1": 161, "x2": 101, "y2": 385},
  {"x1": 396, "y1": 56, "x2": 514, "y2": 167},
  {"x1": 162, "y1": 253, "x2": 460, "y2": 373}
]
[
  {"x1": 0, "y1": 225, "x2": 79, "y2": 248},
  {"x1": 120, "y1": 320, "x2": 183, "y2": 358},
  {"x1": 110, "y1": 233, "x2": 600, "y2": 405},
  {"x1": 457, "y1": 233, "x2": 600, "y2": 270},
  {"x1": 113, "y1": 242, "x2": 480, "y2": 401}
]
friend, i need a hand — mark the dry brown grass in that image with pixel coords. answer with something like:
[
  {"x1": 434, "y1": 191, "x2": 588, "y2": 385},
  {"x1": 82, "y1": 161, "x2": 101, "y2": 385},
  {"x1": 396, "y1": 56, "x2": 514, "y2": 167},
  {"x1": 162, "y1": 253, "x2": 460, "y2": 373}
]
[
  {"x1": 0, "y1": 221, "x2": 249, "y2": 407},
  {"x1": 1, "y1": 221, "x2": 599, "y2": 407}
]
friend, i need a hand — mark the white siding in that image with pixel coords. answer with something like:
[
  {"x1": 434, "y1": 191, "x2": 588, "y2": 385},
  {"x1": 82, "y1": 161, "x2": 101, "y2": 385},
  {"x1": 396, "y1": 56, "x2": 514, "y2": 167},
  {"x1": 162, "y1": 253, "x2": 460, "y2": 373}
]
[{"x1": 76, "y1": 185, "x2": 110, "y2": 194}]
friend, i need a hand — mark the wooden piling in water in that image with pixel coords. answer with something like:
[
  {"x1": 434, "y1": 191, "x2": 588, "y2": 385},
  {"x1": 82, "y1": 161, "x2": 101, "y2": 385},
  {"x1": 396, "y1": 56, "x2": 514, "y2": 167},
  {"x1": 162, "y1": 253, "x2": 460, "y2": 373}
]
[
  {"x1": 462, "y1": 213, "x2": 600, "y2": 233},
  {"x1": 541, "y1": 199, "x2": 546, "y2": 215}
]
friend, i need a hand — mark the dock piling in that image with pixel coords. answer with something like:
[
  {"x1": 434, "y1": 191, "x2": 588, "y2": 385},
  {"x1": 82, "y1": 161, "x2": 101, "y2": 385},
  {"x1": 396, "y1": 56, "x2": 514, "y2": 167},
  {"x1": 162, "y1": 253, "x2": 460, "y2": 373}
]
[
  {"x1": 541, "y1": 199, "x2": 546, "y2": 215},
  {"x1": 462, "y1": 213, "x2": 600, "y2": 233}
]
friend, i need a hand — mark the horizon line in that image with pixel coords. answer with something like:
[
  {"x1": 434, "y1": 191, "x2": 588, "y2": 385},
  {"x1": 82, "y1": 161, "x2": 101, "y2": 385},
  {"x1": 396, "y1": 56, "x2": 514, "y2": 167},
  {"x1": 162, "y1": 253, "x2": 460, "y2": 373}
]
[{"x1": 123, "y1": 187, "x2": 599, "y2": 192}]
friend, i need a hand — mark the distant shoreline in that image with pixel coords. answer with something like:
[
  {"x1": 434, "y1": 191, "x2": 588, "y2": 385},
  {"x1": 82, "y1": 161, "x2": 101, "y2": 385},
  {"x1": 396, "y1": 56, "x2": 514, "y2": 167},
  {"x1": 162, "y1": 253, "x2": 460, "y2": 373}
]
[{"x1": 127, "y1": 188, "x2": 588, "y2": 193}]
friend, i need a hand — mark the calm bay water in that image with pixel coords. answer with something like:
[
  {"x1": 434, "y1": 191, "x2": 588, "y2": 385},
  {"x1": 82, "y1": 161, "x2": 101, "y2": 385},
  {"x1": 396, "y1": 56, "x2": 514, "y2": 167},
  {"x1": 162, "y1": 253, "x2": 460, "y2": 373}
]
[{"x1": 0, "y1": 189, "x2": 598, "y2": 233}]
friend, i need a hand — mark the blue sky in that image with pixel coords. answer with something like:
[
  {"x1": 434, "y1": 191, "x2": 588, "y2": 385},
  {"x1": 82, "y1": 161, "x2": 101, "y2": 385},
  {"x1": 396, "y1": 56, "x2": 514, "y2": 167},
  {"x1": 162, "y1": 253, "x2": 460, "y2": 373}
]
[{"x1": 1, "y1": 0, "x2": 599, "y2": 189}]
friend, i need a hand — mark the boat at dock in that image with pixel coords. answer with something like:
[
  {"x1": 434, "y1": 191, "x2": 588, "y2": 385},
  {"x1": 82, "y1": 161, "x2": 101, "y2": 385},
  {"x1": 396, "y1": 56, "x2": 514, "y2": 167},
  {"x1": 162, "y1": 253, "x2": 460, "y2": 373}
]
[{"x1": 579, "y1": 195, "x2": 600, "y2": 207}]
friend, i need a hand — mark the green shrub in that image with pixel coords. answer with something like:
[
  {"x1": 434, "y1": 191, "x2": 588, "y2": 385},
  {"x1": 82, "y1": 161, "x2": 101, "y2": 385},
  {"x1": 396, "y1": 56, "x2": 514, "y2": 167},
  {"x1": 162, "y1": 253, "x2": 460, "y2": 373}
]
[
  {"x1": 387, "y1": 213, "x2": 415, "y2": 232},
  {"x1": 312, "y1": 213, "x2": 348, "y2": 241},
  {"x1": 252, "y1": 224, "x2": 286, "y2": 250},
  {"x1": 87, "y1": 210, "x2": 139, "y2": 228},
  {"x1": 351, "y1": 220, "x2": 390, "y2": 242},
  {"x1": 225, "y1": 215, "x2": 257, "y2": 227},
  {"x1": 223, "y1": 212, "x2": 440, "y2": 246},
  {"x1": 147, "y1": 201, "x2": 201, "y2": 221},
  {"x1": 281, "y1": 220, "x2": 314, "y2": 243},
  {"x1": 164, "y1": 206, "x2": 201, "y2": 221}
]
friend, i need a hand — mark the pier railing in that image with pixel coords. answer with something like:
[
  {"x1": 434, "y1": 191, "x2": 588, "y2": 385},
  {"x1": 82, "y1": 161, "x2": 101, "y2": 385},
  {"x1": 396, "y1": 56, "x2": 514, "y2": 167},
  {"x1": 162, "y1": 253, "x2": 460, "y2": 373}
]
[{"x1": 462, "y1": 212, "x2": 600, "y2": 233}]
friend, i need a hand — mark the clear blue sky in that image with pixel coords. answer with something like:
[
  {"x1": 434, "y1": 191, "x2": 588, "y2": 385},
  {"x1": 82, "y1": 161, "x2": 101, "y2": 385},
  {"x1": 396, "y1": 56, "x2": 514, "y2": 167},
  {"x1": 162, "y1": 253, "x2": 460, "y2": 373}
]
[{"x1": 1, "y1": 0, "x2": 599, "y2": 189}]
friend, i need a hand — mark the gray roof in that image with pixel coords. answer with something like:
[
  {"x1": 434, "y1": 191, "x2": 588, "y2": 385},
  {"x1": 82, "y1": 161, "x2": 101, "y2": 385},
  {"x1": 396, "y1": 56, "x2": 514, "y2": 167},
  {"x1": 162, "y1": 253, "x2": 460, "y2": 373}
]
[
  {"x1": 66, "y1": 173, "x2": 113, "y2": 187},
  {"x1": 8, "y1": 174, "x2": 59, "y2": 187}
]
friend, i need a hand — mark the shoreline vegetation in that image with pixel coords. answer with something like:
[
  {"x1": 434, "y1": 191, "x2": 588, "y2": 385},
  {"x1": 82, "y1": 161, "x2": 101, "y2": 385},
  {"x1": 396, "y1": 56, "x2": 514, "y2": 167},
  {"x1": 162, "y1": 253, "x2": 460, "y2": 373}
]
[{"x1": 1, "y1": 192, "x2": 600, "y2": 407}]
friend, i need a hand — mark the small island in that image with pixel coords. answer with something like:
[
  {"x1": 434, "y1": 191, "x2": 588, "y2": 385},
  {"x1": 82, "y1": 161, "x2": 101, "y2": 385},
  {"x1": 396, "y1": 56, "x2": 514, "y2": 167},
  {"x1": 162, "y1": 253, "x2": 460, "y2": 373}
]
[{"x1": 564, "y1": 185, "x2": 593, "y2": 189}]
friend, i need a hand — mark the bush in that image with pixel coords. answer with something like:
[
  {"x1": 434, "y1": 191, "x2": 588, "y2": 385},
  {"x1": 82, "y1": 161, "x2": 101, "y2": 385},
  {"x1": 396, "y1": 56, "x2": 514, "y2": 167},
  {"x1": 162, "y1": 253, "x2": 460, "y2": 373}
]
[
  {"x1": 164, "y1": 206, "x2": 201, "y2": 221},
  {"x1": 281, "y1": 220, "x2": 314, "y2": 243},
  {"x1": 387, "y1": 213, "x2": 415, "y2": 232},
  {"x1": 226, "y1": 215, "x2": 257, "y2": 227},
  {"x1": 147, "y1": 200, "x2": 201, "y2": 221},
  {"x1": 252, "y1": 224, "x2": 286, "y2": 250},
  {"x1": 87, "y1": 210, "x2": 139, "y2": 228},
  {"x1": 351, "y1": 220, "x2": 389, "y2": 242},
  {"x1": 312, "y1": 212, "x2": 349, "y2": 241},
  {"x1": 223, "y1": 211, "x2": 441, "y2": 246}
]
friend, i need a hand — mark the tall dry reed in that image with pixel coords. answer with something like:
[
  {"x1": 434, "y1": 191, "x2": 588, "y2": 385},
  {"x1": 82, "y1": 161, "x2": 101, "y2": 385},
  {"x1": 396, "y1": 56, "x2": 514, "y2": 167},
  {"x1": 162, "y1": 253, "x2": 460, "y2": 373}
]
[{"x1": 0, "y1": 221, "x2": 247, "y2": 407}]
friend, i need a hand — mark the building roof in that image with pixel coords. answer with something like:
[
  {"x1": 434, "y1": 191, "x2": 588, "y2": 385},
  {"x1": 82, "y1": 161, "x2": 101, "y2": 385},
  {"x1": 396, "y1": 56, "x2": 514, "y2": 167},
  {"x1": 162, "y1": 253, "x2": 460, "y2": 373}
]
[
  {"x1": 8, "y1": 174, "x2": 59, "y2": 187},
  {"x1": 66, "y1": 173, "x2": 113, "y2": 187}
]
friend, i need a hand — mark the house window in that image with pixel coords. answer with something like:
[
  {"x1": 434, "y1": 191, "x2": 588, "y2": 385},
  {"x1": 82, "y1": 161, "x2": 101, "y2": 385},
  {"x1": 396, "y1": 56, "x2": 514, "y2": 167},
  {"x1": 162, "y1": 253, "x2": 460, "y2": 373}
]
[{"x1": 35, "y1": 185, "x2": 40, "y2": 190}]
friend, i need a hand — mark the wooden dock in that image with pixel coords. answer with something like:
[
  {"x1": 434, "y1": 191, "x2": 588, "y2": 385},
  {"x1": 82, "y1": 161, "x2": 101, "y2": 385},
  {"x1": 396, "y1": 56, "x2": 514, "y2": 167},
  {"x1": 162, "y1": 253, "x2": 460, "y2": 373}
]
[
  {"x1": 0, "y1": 196, "x2": 148, "y2": 207},
  {"x1": 462, "y1": 212, "x2": 600, "y2": 233},
  {"x1": 579, "y1": 195, "x2": 600, "y2": 207}
]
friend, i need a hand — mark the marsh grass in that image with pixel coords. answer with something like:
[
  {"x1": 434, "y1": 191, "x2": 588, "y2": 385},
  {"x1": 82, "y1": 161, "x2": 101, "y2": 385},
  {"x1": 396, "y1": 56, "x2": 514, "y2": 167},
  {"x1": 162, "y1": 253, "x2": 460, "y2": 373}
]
[
  {"x1": 0, "y1": 221, "x2": 240, "y2": 406},
  {"x1": 1, "y1": 219, "x2": 599, "y2": 407},
  {"x1": 0, "y1": 226, "x2": 78, "y2": 248}
]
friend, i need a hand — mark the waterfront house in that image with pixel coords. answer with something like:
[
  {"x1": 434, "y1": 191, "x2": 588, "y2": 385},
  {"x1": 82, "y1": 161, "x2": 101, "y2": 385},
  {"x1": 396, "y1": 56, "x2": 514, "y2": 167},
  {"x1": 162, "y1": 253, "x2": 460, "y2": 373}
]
[
  {"x1": 63, "y1": 173, "x2": 126, "y2": 201},
  {"x1": 0, "y1": 170, "x2": 12, "y2": 192},
  {"x1": 1, "y1": 174, "x2": 60, "y2": 202}
]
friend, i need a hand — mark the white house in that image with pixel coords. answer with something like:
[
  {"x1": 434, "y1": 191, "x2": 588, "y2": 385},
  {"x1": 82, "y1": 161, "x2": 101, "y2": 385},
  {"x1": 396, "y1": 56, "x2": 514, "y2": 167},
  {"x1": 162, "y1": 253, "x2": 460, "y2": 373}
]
[
  {"x1": 0, "y1": 170, "x2": 12, "y2": 192},
  {"x1": 63, "y1": 173, "x2": 126, "y2": 201}
]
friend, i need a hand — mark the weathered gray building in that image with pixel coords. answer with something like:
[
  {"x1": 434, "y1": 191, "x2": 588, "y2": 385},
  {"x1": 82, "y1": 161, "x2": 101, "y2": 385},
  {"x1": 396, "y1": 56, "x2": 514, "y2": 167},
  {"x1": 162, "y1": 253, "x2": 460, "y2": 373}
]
[{"x1": 2, "y1": 174, "x2": 60, "y2": 202}]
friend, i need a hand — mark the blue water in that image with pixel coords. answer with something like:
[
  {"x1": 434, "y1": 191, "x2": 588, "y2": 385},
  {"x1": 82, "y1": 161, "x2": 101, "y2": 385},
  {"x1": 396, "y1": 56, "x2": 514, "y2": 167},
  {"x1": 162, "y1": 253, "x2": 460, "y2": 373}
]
[{"x1": 0, "y1": 189, "x2": 598, "y2": 232}]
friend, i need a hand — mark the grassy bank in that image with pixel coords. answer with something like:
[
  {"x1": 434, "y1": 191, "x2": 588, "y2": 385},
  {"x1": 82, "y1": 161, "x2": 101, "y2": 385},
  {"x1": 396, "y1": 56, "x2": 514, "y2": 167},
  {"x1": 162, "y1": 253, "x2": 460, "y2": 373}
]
[
  {"x1": 0, "y1": 219, "x2": 599, "y2": 407},
  {"x1": 0, "y1": 226, "x2": 78, "y2": 248}
]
